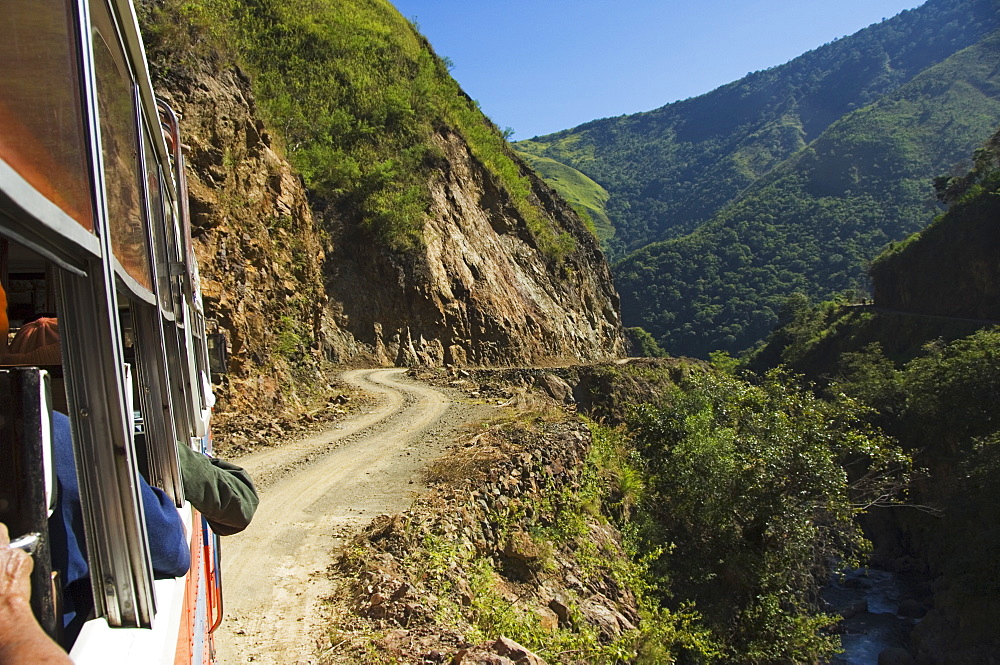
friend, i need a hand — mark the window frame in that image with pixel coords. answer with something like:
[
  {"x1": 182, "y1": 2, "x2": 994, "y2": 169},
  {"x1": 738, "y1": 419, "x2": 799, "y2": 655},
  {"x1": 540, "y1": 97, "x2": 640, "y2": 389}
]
[{"x1": 0, "y1": 0, "x2": 199, "y2": 630}]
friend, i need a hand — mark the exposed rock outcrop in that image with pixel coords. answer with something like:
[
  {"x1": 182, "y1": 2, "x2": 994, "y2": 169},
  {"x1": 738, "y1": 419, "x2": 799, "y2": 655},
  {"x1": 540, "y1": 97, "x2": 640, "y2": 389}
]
[
  {"x1": 154, "y1": 62, "x2": 345, "y2": 419},
  {"x1": 327, "y1": 127, "x2": 625, "y2": 367}
]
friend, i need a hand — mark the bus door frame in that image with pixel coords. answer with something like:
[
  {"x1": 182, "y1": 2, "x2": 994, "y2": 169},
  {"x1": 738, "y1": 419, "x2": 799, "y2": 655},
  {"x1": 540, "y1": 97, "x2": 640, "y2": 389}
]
[{"x1": 0, "y1": 367, "x2": 60, "y2": 639}]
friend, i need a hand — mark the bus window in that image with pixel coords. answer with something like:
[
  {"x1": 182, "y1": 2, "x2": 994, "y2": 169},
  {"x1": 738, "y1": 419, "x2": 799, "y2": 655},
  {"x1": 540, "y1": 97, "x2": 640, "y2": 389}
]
[
  {"x1": 0, "y1": 0, "x2": 94, "y2": 231},
  {"x1": 89, "y1": 0, "x2": 153, "y2": 293},
  {"x1": 2, "y1": 0, "x2": 228, "y2": 657},
  {"x1": 0, "y1": 238, "x2": 129, "y2": 636},
  {"x1": 1, "y1": 242, "x2": 66, "y2": 407},
  {"x1": 144, "y1": 135, "x2": 177, "y2": 319},
  {"x1": 121, "y1": 301, "x2": 185, "y2": 506}
]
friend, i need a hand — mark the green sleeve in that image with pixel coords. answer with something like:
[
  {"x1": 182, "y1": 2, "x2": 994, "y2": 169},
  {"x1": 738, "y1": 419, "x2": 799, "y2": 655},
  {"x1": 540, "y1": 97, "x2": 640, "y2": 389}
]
[{"x1": 178, "y1": 444, "x2": 259, "y2": 536}]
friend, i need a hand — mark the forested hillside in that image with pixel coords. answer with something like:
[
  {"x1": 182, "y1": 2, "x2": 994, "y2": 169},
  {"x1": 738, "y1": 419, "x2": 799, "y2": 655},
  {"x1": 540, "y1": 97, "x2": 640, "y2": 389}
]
[
  {"x1": 516, "y1": 0, "x2": 1000, "y2": 358},
  {"x1": 744, "y1": 129, "x2": 1000, "y2": 664},
  {"x1": 616, "y1": 32, "x2": 1000, "y2": 358}
]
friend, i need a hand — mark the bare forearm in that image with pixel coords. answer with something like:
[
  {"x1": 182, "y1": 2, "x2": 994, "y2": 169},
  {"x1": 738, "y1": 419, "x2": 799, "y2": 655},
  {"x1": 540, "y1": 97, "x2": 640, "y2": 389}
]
[{"x1": 0, "y1": 596, "x2": 72, "y2": 665}]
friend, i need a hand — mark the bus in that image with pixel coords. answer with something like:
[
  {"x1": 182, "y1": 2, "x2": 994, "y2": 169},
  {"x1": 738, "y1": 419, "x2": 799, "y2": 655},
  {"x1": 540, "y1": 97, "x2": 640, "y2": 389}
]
[{"x1": 1, "y1": 0, "x2": 225, "y2": 662}]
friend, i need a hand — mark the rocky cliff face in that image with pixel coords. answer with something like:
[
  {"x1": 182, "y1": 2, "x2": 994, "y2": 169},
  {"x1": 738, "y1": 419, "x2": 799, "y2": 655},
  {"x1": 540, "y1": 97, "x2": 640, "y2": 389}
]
[
  {"x1": 143, "y1": 22, "x2": 624, "y2": 420},
  {"x1": 327, "y1": 127, "x2": 625, "y2": 368},
  {"x1": 152, "y1": 62, "x2": 337, "y2": 419}
]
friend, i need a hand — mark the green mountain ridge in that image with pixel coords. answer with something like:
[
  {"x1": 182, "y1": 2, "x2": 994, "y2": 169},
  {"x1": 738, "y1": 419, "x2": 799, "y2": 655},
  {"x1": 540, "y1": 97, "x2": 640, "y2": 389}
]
[
  {"x1": 515, "y1": 0, "x2": 1000, "y2": 358},
  {"x1": 146, "y1": 0, "x2": 588, "y2": 262},
  {"x1": 517, "y1": 0, "x2": 999, "y2": 256},
  {"x1": 617, "y1": 29, "x2": 1000, "y2": 357}
]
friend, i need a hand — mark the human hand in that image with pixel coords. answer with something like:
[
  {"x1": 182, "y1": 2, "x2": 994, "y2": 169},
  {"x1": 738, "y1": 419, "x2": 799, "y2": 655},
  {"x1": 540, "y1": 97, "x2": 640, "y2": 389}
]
[
  {"x1": 0, "y1": 524, "x2": 32, "y2": 602},
  {"x1": 0, "y1": 523, "x2": 71, "y2": 664}
]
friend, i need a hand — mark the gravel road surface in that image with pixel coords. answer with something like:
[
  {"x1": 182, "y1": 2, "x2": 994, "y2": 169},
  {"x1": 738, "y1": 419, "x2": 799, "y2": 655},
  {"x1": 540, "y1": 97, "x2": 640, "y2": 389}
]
[{"x1": 214, "y1": 368, "x2": 481, "y2": 665}]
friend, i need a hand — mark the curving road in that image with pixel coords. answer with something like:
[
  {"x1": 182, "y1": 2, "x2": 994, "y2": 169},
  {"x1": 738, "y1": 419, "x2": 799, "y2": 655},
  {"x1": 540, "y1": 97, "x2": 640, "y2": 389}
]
[{"x1": 214, "y1": 368, "x2": 460, "y2": 665}]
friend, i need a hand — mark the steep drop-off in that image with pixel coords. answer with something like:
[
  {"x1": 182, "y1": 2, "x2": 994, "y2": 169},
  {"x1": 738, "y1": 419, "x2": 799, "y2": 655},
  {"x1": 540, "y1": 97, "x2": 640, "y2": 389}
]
[
  {"x1": 871, "y1": 129, "x2": 1000, "y2": 321},
  {"x1": 744, "y1": 131, "x2": 1000, "y2": 664}
]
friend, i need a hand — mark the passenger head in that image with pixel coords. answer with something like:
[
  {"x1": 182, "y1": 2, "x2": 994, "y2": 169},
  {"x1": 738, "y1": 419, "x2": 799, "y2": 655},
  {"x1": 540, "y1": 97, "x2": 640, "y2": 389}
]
[{"x1": 2, "y1": 316, "x2": 61, "y2": 366}]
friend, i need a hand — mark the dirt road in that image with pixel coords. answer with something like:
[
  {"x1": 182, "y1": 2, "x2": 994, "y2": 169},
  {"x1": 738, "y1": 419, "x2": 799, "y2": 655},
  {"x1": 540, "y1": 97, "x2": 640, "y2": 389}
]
[{"x1": 214, "y1": 368, "x2": 479, "y2": 665}]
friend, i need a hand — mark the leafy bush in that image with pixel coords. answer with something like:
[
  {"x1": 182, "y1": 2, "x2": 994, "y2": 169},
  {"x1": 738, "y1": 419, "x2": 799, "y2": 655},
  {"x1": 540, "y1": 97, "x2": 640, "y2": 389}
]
[
  {"x1": 896, "y1": 329, "x2": 1000, "y2": 448},
  {"x1": 626, "y1": 326, "x2": 668, "y2": 358},
  {"x1": 625, "y1": 369, "x2": 909, "y2": 663}
]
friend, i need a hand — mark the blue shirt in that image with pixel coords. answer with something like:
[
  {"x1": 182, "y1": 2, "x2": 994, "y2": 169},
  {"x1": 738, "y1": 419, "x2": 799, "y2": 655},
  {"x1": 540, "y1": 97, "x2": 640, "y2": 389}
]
[{"x1": 47, "y1": 411, "x2": 190, "y2": 638}]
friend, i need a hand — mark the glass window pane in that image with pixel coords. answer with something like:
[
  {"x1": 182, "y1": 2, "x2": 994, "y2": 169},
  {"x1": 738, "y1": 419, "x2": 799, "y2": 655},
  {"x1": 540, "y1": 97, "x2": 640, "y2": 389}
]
[
  {"x1": 158, "y1": 190, "x2": 178, "y2": 316},
  {"x1": 144, "y1": 138, "x2": 175, "y2": 315},
  {"x1": 90, "y1": 0, "x2": 152, "y2": 292},
  {"x1": 0, "y1": 0, "x2": 95, "y2": 230}
]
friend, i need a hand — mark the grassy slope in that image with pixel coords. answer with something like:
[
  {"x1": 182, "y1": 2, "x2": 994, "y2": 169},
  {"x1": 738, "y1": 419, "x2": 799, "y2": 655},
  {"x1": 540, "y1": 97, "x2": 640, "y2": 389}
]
[
  {"x1": 514, "y1": 148, "x2": 612, "y2": 242},
  {"x1": 144, "y1": 0, "x2": 579, "y2": 260}
]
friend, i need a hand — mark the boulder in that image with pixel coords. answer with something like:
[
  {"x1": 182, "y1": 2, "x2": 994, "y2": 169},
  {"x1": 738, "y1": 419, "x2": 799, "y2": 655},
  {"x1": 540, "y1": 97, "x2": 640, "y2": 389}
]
[
  {"x1": 503, "y1": 531, "x2": 542, "y2": 561},
  {"x1": 491, "y1": 637, "x2": 548, "y2": 665},
  {"x1": 548, "y1": 595, "x2": 571, "y2": 626},
  {"x1": 840, "y1": 598, "x2": 869, "y2": 619},
  {"x1": 447, "y1": 344, "x2": 469, "y2": 366},
  {"x1": 579, "y1": 595, "x2": 636, "y2": 640},
  {"x1": 534, "y1": 605, "x2": 560, "y2": 631},
  {"x1": 451, "y1": 651, "x2": 515, "y2": 665},
  {"x1": 535, "y1": 374, "x2": 575, "y2": 404}
]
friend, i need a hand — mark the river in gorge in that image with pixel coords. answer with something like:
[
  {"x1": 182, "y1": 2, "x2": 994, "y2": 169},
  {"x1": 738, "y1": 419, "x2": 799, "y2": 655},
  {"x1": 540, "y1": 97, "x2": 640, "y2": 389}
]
[{"x1": 823, "y1": 568, "x2": 924, "y2": 664}]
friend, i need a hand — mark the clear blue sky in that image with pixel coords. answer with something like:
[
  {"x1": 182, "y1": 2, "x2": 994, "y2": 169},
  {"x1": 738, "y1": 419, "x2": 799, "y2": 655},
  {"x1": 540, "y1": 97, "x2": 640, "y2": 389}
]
[{"x1": 389, "y1": 0, "x2": 926, "y2": 139}]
